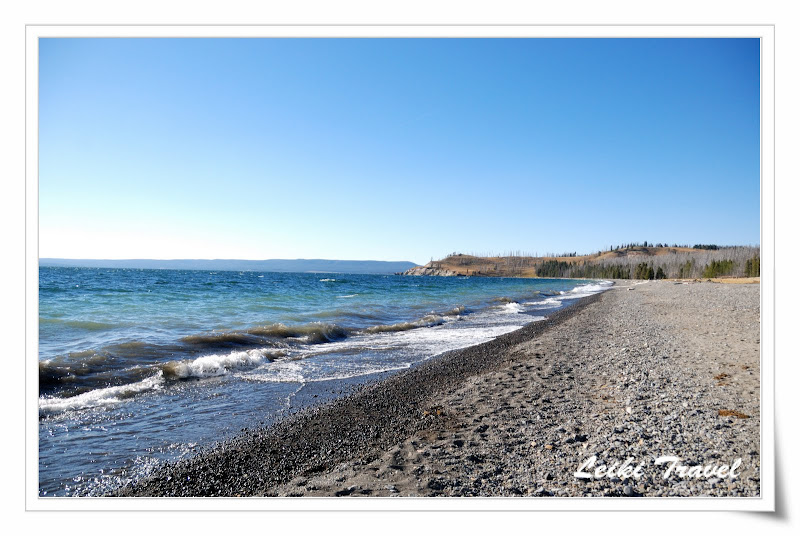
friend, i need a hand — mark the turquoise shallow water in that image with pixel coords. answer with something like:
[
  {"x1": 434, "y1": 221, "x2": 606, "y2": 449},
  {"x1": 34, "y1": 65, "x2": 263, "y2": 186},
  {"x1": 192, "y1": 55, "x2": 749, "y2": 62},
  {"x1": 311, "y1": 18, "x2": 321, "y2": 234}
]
[{"x1": 38, "y1": 267, "x2": 610, "y2": 496}]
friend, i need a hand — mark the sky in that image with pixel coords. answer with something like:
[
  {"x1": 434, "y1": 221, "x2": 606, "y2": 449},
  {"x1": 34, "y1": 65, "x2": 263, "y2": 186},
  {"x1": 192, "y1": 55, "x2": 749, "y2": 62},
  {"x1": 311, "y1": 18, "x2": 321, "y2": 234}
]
[{"x1": 38, "y1": 38, "x2": 760, "y2": 265}]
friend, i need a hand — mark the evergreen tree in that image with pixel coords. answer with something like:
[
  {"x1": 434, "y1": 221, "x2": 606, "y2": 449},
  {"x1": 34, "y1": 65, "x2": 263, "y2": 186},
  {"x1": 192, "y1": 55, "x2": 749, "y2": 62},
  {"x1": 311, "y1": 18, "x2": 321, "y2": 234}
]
[
  {"x1": 702, "y1": 259, "x2": 735, "y2": 278},
  {"x1": 678, "y1": 260, "x2": 694, "y2": 279},
  {"x1": 744, "y1": 255, "x2": 760, "y2": 277}
]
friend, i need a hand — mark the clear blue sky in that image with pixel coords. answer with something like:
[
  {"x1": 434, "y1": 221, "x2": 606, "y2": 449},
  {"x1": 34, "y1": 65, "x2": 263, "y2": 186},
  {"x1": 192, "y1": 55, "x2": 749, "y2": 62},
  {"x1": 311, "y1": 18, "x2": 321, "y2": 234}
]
[{"x1": 39, "y1": 38, "x2": 760, "y2": 264}]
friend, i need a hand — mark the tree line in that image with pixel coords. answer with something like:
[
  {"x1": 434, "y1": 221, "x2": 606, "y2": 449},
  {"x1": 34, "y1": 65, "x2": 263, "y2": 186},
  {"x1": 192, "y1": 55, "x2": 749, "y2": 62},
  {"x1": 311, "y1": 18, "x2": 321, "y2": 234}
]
[{"x1": 536, "y1": 247, "x2": 760, "y2": 279}]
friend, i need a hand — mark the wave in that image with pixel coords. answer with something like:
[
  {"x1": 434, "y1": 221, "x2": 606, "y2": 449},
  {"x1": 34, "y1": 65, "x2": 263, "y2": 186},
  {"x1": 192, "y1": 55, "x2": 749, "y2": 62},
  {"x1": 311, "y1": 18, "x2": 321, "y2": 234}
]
[
  {"x1": 40, "y1": 309, "x2": 468, "y2": 397},
  {"x1": 243, "y1": 361, "x2": 413, "y2": 384},
  {"x1": 564, "y1": 280, "x2": 614, "y2": 298},
  {"x1": 39, "y1": 373, "x2": 165, "y2": 416},
  {"x1": 358, "y1": 305, "x2": 465, "y2": 335},
  {"x1": 361, "y1": 314, "x2": 446, "y2": 334},
  {"x1": 305, "y1": 309, "x2": 381, "y2": 321},
  {"x1": 39, "y1": 352, "x2": 110, "y2": 384},
  {"x1": 519, "y1": 281, "x2": 610, "y2": 309},
  {"x1": 104, "y1": 341, "x2": 190, "y2": 358},
  {"x1": 501, "y1": 302, "x2": 523, "y2": 314},
  {"x1": 523, "y1": 296, "x2": 563, "y2": 308},
  {"x1": 244, "y1": 318, "x2": 533, "y2": 385},
  {"x1": 40, "y1": 346, "x2": 290, "y2": 415},
  {"x1": 39, "y1": 318, "x2": 117, "y2": 331},
  {"x1": 39, "y1": 290, "x2": 555, "y2": 414},
  {"x1": 244, "y1": 322, "x2": 350, "y2": 344},
  {"x1": 161, "y1": 348, "x2": 286, "y2": 380},
  {"x1": 39, "y1": 351, "x2": 159, "y2": 396},
  {"x1": 180, "y1": 331, "x2": 272, "y2": 347},
  {"x1": 180, "y1": 321, "x2": 351, "y2": 348},
  {"x1": 570, "y1": 281, "x2": 612, "y2": 293}
]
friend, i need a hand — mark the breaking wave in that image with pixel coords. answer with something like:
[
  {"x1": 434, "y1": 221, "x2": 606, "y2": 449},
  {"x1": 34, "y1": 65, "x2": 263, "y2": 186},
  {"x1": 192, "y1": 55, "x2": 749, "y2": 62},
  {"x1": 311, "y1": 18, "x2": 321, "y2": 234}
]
[
  {"x1": 244, "y1": 322, "x2": 350, "y2": 344},
  {"x1": 523, "y1": 296, "x2": 563, "y2": 308},
  {"x1": 39, "y1": 373, "x2": 166, "y2": 416},
  {"x1": 565, "y1": 280, "x2": 613, "y2": 298},
  {"x1": 501, "y1": 302, "x2": 524, "y2": 314},
  {"x1": 161, "y1": 348, "x2": 287, "y2": 380},
  {"x1": 180, "y1": 331, "x2": 271, "y2": 347},
  {"x1": 361, "y1": 314, "x2": 446, "y2": 334}
]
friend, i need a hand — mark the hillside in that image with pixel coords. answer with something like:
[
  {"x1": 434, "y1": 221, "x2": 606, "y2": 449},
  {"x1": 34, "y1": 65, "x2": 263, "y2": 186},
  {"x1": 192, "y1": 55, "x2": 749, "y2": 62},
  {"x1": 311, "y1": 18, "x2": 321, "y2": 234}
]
[{"x1": 403, "y1": 246, "x2": 760, "y2": 280}]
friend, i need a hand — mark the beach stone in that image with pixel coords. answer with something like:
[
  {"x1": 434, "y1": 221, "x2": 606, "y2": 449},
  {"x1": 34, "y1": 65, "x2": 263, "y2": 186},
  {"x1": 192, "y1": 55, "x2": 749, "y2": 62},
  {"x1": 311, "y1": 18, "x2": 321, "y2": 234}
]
[{"x1": 111, "y1": 281, "x2": 760, "y2": 499}]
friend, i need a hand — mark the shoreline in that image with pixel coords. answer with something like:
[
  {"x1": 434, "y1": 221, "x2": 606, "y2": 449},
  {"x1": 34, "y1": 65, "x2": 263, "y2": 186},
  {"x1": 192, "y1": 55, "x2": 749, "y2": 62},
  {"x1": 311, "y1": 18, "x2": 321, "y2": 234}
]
[
  {"x1": 114, "y1": 280, "x2": 760, "y2": 497},
  {"x1": 113, "y1": 291, "x2": 604, "y2": 497},
  {"x1": 40, "y1": 273, "x2": 601, "y2": 497}
]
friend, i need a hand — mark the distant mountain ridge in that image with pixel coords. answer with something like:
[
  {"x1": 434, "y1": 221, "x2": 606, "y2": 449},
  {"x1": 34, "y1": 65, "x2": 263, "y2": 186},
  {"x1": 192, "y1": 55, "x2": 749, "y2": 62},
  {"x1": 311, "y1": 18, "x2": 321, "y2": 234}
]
[{"x1": 39, "y1": 258, "x2": 419, "y2": 275}]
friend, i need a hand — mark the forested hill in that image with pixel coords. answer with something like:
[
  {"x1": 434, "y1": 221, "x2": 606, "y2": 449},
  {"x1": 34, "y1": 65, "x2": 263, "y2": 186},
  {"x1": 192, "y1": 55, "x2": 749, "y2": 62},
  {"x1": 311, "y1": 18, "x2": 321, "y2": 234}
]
[
  {"x1": 40, "y1": 258, "x2": 418, "y2": 275},
  {"x1": 403, "y1": 244, "x2": 760, "y2": 280}
]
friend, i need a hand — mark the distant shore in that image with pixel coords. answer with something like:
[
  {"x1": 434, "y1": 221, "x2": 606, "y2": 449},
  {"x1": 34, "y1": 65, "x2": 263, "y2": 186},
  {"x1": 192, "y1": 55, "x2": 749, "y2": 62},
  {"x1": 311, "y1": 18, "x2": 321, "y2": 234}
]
[
  {"x1": 402, "y1": 247, "x2": 760, "y2": 280},
  {"x1": 115, "y1": 280, "x2": 760, "y2": 497}
]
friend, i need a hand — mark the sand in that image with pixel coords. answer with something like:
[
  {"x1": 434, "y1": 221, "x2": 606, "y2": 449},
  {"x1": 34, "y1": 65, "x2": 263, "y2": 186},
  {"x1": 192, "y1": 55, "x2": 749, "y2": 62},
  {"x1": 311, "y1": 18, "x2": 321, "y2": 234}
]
[{"x1": 115, "y1": 279, "x2": 760, "y2": 498}]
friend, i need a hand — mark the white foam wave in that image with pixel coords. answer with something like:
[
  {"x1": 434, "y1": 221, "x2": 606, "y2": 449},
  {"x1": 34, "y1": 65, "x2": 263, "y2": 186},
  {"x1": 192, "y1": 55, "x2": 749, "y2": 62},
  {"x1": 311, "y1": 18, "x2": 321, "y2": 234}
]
[
  {"x1": 162, "y1": 348, "x2": 284, "y2": 379},
  {"x1": 320, "y1": 278, "x2": 336, "y2": 282},
  {"x1": 39, "y1": 373, "x2": 165, "y2": 415},
  {"x1": 565, "y1": 280, "x2": 614, "y2": 298},
  {"x1": 337, "y1": 294, "x2": 358, "y2": 298},
  {"x1": 244, "y1": 361, "x2": 306, "y2": 383},
  {"x1": 524, "y1": 296, "x2": 563, "y2": 308},
  {"x1": 242, "y1": 360, "x2": 412, "y2": 384},
  {"x1": 502, "y1": 302, "x2": 524, "y2": 313},
  {"x1": 570, "y1": 281, "x2": 612, "y2": 293}
]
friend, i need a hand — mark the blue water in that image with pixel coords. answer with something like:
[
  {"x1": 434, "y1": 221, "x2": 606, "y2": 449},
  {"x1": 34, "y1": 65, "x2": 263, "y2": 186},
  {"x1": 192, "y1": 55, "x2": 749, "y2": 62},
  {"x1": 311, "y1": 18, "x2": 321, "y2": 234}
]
[{"x1": 38, "y1": 266, "x2": 610, "y2": 496}]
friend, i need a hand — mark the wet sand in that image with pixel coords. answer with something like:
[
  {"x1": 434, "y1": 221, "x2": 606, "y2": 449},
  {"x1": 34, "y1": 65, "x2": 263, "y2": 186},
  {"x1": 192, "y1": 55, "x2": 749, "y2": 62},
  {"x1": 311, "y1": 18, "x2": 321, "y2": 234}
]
[{"x1": 115, "y1": 280, "x2": 760, "y2": 497}]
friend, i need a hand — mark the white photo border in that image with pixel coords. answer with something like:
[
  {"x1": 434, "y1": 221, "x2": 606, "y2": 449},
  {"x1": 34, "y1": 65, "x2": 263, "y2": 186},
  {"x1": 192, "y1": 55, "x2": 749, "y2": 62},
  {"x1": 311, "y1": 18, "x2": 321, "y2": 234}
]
[{"x1": 25, "y1": 24, "x2": 775, "y2": 512}]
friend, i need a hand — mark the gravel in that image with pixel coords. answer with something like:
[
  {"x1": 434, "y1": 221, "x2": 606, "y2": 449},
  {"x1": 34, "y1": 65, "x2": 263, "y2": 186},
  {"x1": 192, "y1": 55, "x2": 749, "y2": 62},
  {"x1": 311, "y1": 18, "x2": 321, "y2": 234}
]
[{"x1": 112, "y1": 280, "x2": 760, "y2": 498}]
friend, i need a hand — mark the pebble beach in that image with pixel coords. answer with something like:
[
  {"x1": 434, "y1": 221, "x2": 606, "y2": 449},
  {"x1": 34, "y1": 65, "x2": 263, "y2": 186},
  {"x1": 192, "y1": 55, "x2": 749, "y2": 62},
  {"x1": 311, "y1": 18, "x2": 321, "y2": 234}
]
[{"x1": 115, "y1": 279, "x2": 760, "y2": 498}]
